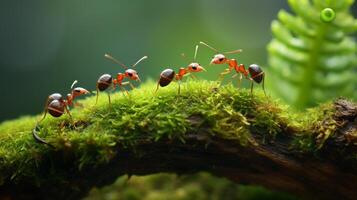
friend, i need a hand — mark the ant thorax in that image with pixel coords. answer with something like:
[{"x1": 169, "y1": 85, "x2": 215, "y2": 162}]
[
  {"x1": 66, "y1": 93, "x2": 73, "y2": 106},
  {"x1": 116, "y1": 73, "x2": 125, "y2": 83},
  {"x1": 177, "y1": 68, "x2": 187, "y2": 79}
]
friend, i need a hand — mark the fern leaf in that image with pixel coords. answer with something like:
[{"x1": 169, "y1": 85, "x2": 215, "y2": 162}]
[{"x1": 267, "y1": 0, "x2": 357, "y2": 109}]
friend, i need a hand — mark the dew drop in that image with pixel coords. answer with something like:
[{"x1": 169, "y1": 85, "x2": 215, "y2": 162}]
[{"x1": 320, "y1": 8, "x2": 336, "y2": 23}]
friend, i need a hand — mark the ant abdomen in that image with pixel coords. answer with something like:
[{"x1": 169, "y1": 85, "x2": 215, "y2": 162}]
[
  {"x1": 46, "y1": 93, "x2": 64, "y2": 117},
  {"x1": 48, "y1": 100, "x2": 65, "y2": 117},
  {"x1": 48, "y1": 93, "x2": 63, "y2": 104},
  {"x1": 248, "y1": 64, "x2": 264, "y2": 83},
  {"x1": 97, "y1": 74, "x2": 113, "y2": 91},
  {"x1": 159, "y1": 69, "x2": 175, "y2": 87}
]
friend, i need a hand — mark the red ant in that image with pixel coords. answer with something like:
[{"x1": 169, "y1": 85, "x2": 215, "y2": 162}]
[
  {"x1": 96, "y1": 54, "x2": 148, "y2": 105},
  {"x1": 38, "y1": 80, "x2": 89, "y2": 122},
  {"x1": 199, "y1": 41, "x2": 266, "y2": 95},
  {"x1": 155, "y1": 45, "x2": 206, "y2": 94},
  {"x1": 33, "y1": 80, "x2": 90, "y2": 145}
]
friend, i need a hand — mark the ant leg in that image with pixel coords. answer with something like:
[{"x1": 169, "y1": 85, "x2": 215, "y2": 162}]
[
  {"x1": 262, "y1": 73, "x2": 266, "y2": 96},
  {"x1": 39, "y1": 110, "x2": 48, "y2": 123},
  {"x1": 250, "y1": 72, "x2": 265, "y2": 96},
  {"x1": 238, "y1": 73, "x2": 243, "y2": 88},
  {"x1": 218, "y1": 69, "x2": 232, "y2": 84},
  {"x1": 39, "y1": 97, "x2": 50, "y2": 123},
  {"x1": 95, "y1": 85, "x2": 100, "y2": 105},
  {"x1": 190, "y1": 74, "x2": 198, "y2": 80},
  {"x1": 154, "y1": 75, "x2": 164, "y2": 95},
  {"x1": 230, "y1": 74, "x2": 238, "y2": 85},
  {"x1": 177, "y1": 81, "x2": 181, "y2": 95},
  {"x1": 120, "y1": 86, "x2": 130, "y2": 96},
  {"x1": 107, "y1": 93, "x2": 112, "y2": 107},
  {"x1": 154, "y1": 82, "x2": 160, "y2": 94},
  {"x1": 230, "y1": 73, "x2": 244, "y2": 88},
  {"x1": 105, "y1": 87, "x2": 112, "y2": 107},
  {"x1": 64, "y1": 106, "x2": 75, "y2": 126},
  {"x1": 122, "y1": 81, "x2": 135, "y2": 90},
  {"x1": 112, "y1": 82, "x2": 117, "y2": 91},
  {"x1": 120, "y1": 82, "x2": 131, "y2": 96},
  {"x1": 74, "y1": 102, "x2": 84, "y2": 108},
  {"x1": 250, "y1": 79, "x2": 254, "y2": 95},
  {"x1": 65, "y1": 106, "x2": 73, "y2": 122},
  {"x1": 129, "y1": 82, "x2": 135, "y2": 90},
  {"x1": 111, "y1": 82, "x2": 120, "y2": 94}
]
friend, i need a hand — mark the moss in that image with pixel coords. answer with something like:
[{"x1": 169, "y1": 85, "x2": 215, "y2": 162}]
[
  {"x1": 308, "y1": 103, "x2": 337, "y2": 149},
  {"x1": 0, "y1": 80, "x2": 351, "y2": 188},
  {"x1": 289, "y1": 102, "x2": 335, "y2": 151}
]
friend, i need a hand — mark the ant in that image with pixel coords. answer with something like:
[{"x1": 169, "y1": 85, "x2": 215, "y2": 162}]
[
  {"x1": 96, "y1": 54, "x2": 148, "y2": 105},
  {"x1": 199, "y1": 41, "x2": 266, "y2": 95},
  {"x1": 33, "y1": 80, "x2": 90, "y2": 145},
  {"x1": 38, "y1": 80, "x2": 90, "y2": 122},
  {"x1": 155, "y1": 45, "x2": 206, "y2": 94}
]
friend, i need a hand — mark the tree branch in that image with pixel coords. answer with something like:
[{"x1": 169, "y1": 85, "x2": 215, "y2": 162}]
[{"x1": 0, "y1": 81, "x2": 355, "y2": 200}]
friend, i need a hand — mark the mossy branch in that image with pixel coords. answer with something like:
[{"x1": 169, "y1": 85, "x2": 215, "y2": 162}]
[{"x1": 0, "y1": 81, "x2": 356, "y2": 200}]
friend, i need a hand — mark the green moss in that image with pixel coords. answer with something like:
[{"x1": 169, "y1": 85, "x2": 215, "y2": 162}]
[
  {"x1": 306, "y1": 103, "x2": 336, "y2": 149},
  {"x1": 290, "y1": 102, "x2": 337, "y2": 152},
  {"x1": 0, "y1": 80, "x2": 347, "y2": 186}
]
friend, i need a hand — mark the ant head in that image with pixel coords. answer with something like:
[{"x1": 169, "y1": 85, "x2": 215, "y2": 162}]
[
  {"x1": 200, "y1": 41, "x2": 242, "y2": 65},
  {"x1": 187, "y1": 62, "x2": 206, "y2": 72},
  {"x1": 125, "y1": 69, "x2": 140, "y2": 81},
  {"x1": 69, "y1": 80, "x2": 90, "y2": 99},
  {"x1": 210, "y1": 54, "x2": 227, "y2": 65},
  {"x1": 72, "y1": 87, "x2": 90, "y2": 97}
]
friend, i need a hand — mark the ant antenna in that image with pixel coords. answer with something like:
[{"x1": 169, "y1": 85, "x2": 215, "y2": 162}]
[
  {"x1": 194, "y1": 45, "x2": 199, "y2": 61},
  {"x1": 180, "y1": 53, "x2": 191, "y2": 62},
  {"x1": 181, "y1": 45, "x2": 199, "y2": 62},
  {"x1": 70, "y1": 80, "x2": 78, "y2": 89},
  {"x1": 132, "y1": 56, "x2": 148, "y2": 68},
  {"x1": 199, "y1": 41, "x2": 219, "y2": 53},
  {"x1": 224, "y1": 49, "x2": 243, "y2": 54},
  {"x1": 200, "y1": 41, "x2": 242, "y2": 55},
  {"x1": 104, "y1": 53, "x2": 128, "y2": 69}
]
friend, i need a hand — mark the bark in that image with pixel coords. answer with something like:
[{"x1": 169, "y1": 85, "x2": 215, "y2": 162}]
[{"x1": 0, "y1": 99, "x2": 356, "y2": 200}]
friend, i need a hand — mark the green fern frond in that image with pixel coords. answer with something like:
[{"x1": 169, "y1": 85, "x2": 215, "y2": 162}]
[{"x1": 267, "y1": 0, "x2": 357, "y2": 109}]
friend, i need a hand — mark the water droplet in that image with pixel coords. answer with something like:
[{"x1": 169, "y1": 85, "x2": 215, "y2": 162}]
[{"x1": 320, "y1": 8, "x2": 336, "y2": 23}]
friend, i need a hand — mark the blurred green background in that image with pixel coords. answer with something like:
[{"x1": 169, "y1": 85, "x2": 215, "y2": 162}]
[
  {"x1": 0, "y1": 0, "x2": 291, "y2": 121},
  {"x1": 85, "y1": 173, "x2": 298, "y2": 200},
  {"x1": 1, "y1": 0, "x2": 356, "y2": 199},
  {"x1": 1, "y1": 0, "x2": 356, "y2": 121}
]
